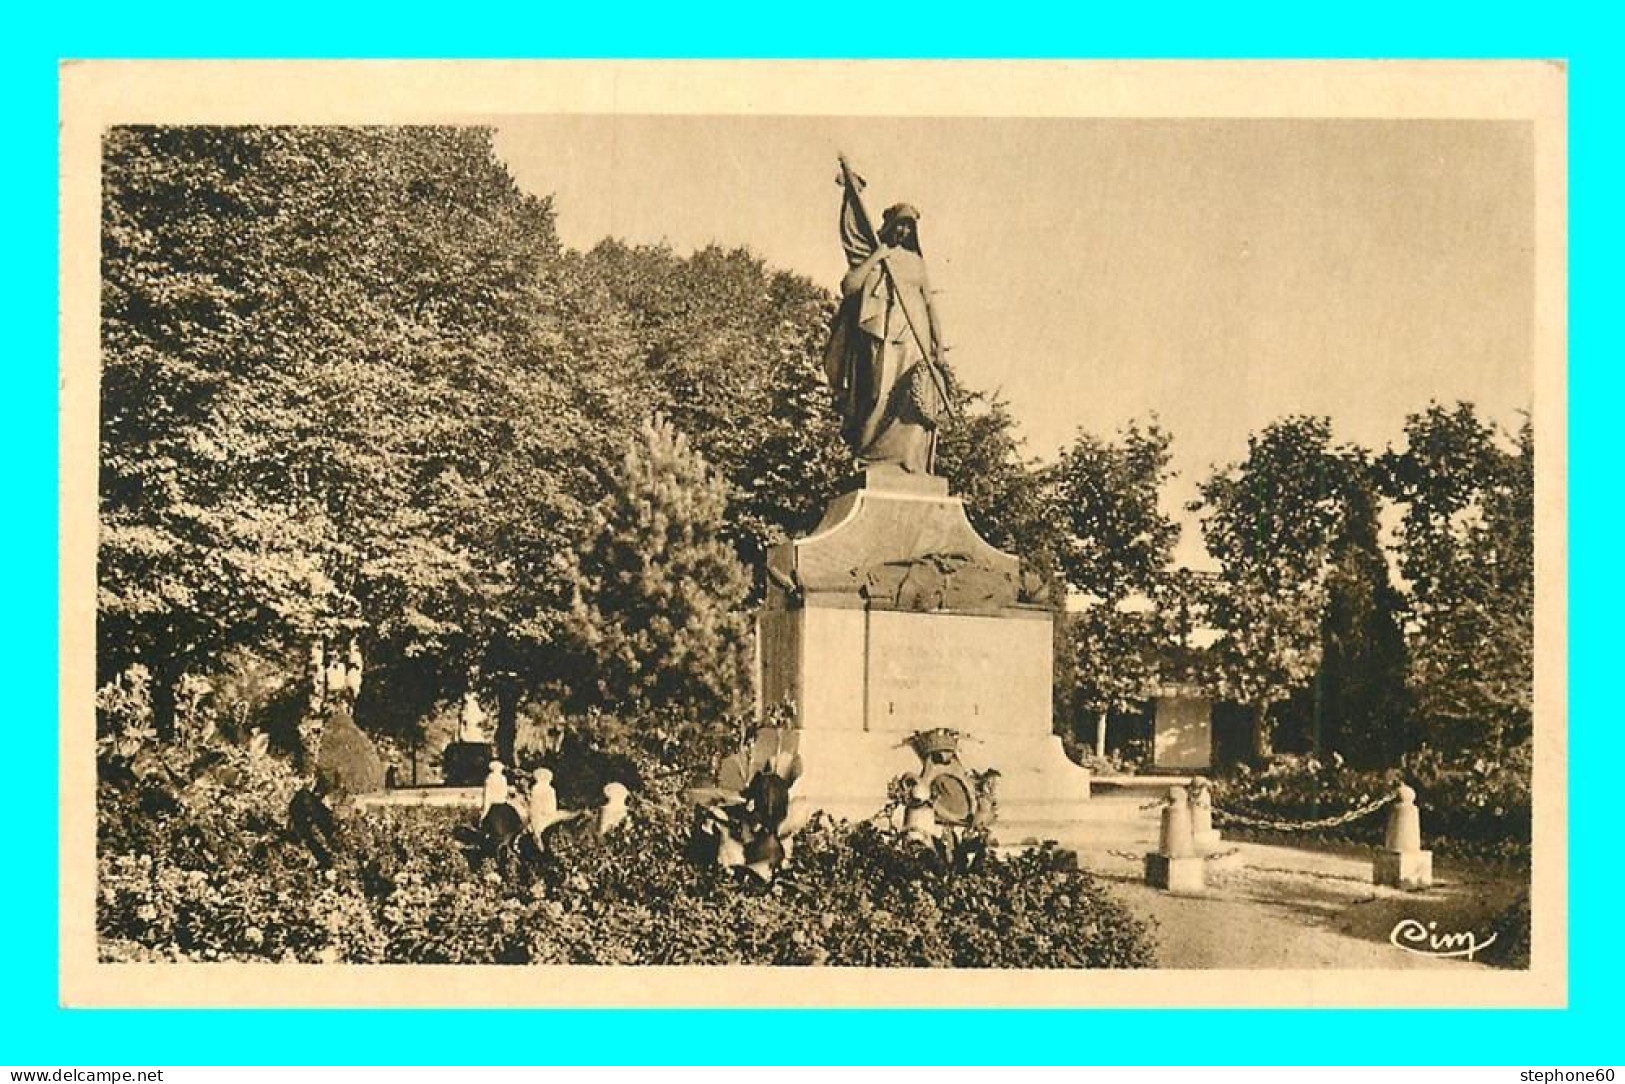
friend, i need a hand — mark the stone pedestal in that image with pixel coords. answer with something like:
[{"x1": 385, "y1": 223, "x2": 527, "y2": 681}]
[
  {"x1": 1374, "y1": 848, "x2": 1434, "y2": 890},
  {"x1": 759, "y1": 467, "x2": 1090, "y2": 833},
  {"x1": 1144, "y1": 853, "x2": 1207, "y2": 895}
]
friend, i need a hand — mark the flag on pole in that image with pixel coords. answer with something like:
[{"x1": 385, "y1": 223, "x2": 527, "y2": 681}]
[{"x1": 836, "y1": 156, "x2": 878, "y2": 267}]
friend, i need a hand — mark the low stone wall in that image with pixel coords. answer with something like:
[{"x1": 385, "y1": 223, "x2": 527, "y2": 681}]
[{"x1": 352, "y1": 786, "x2": 481, "y2": 810}]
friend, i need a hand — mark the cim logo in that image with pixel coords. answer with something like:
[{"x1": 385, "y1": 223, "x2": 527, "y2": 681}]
[{"x1": 1388, "y1": 917, "x2": 1499, "y2": 961}]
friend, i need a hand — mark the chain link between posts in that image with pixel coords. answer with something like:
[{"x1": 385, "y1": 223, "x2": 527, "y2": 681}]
[{"x1": 1208, "y1": 791, "x2": 1395, "y2": 833}]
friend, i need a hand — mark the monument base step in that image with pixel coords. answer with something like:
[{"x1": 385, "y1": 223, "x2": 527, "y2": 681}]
[
  {"x1": 791, "y1": 726, "x2": 1091, "y2": 822},
  {"x1": 1088, "y1": 774, "x2": 1197, "y2": 792}
]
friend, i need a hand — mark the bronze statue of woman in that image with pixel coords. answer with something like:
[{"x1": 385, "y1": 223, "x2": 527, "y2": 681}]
[{"x1": 823, "y1": 161, "x2": 950, "y2": 474}]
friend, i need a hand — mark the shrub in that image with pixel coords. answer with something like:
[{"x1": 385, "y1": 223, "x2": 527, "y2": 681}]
[
  {"x1": 316, "y1": 706, "x2": 385, "y2": 796},
  {"x1": 1402, "y1": 743, "x2": 1531, "y2": 856},
  {"x1": 97, "y1": 737, "x2": 375, "y2": 963}
]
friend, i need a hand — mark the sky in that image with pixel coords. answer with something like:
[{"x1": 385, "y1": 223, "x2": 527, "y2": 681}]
[{"x1": 491, "y1": 116, "x2": 1534, "y2": 568}]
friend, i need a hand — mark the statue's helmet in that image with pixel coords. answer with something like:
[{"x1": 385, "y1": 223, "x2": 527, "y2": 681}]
[{"x1": 882, "y1": 202, "x2": 921, "y2": 226}]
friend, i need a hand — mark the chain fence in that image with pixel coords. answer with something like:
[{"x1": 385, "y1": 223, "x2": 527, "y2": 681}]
[
  {"x1": 1104, "y1": 790, "x2": 1396, "y2": 867},
  {"x1": 1132, "y1": 787, "x2": 1395, "y2": 832},
  {"x1": 1208, "y1": 791, "x2": 1394, "y2": 833},
  {"x1": 1107, "y1": 846, "x2": 1243, "y2": 864}
]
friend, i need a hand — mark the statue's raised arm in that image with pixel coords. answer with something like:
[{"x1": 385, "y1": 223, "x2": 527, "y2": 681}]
[{"x1": 822, "y1": 157, "x2": 950, "y2": 475}]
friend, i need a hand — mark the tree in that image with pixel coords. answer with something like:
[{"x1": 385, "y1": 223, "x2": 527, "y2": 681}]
[
  {"x1": 1193, "y1": 416, "x2": 1367, "y2": 760},
  {"x1": 100, "y1": 127, "x2": 329, "y2": 737},
  {"x1": 560, "y1": 416, "x2": 754, "y2": 723},
  {"x1": 1380, "y1": 404, "x2": 1533, "y2": 753},
  {"x1": 736, "y1": 280, "x2": 855, "y2": 571},
  {"x1": 1063, "y1": 604, "x2": 1161, "y2": 757},
  {"x1": 1318, "y1": 483, "x2": 1413, "y2": 767},
  {"x1": 935, "y1": 386, "x2": 1062, "y2": 573},
  {"x1": 1050, "y1": 420, "x2": 1179, "y2": 756},
  {"x1": 100, "y1": 126, "x2": 614, "y2": 748},
  {"x1": 568, "y1": 241, "x2": 849, "y2": 579}
]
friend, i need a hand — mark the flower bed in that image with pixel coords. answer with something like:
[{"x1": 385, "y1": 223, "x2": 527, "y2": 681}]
[{"x1": 98, "y1": 742, "x2": 1157, "y2": 968}]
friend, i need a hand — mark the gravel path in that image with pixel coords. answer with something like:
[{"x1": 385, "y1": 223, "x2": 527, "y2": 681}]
[
  {"x1": 1010, "y1": 791, "x2": 1526, "y2": 970},
  {"x1": 1082, "y1": 841, "x2": 1522, "y2": 969}
]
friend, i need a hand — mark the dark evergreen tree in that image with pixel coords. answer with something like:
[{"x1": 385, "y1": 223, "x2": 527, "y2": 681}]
[
  {"x1": 560, "y1": 416, "x2": 753, "y2": 722},
  {"x1": 1317, "y1": 482, "x2": 1413, "y2": 767}
]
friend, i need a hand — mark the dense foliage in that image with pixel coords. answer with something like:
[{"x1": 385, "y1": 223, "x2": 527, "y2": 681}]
[
  {"x1": 1379, "y1": 405, "x2": 1535, "y2": 754},
  {"x1": 560, "y1": 416, "x2": 753, "y2": 720},
  {"x1": 100, "y1": 127, "x2": 600, "y2": 745},
  {"x1": 99, "y1": 740, "x2": 1157, "y2": 968}
]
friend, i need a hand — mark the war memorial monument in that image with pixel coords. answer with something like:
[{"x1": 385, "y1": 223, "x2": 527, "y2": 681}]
[{"x1": 756, "y1": 160, "x2": 1093, "y2": 836}]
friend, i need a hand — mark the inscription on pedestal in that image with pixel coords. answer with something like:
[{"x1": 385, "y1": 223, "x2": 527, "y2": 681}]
[{"x1": 864, "y1": 610, "x2": 1049, "y2": 736}]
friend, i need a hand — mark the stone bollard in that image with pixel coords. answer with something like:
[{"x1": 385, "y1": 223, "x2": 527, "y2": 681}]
[
  {"x1": 1144, "y1": 786, "x2": 1206, "y2": 895},
  {"x1": 1373, "y1": 784, "x2": 1433, "y2": 890},
  {"x1": 1189, "y1": 777, "x2": 1222, "y2": 853},
  {"x1": 598, "y1": 782, "x2": 630, "y2": 836},
  {"x1": 529, "y1": 768, "x2": 562, "y2": 842}
]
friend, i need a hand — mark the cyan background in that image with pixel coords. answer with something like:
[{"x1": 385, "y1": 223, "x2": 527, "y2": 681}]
[{"x1": 7, "y1": 2, "x2": 1609, "y2": 1064}]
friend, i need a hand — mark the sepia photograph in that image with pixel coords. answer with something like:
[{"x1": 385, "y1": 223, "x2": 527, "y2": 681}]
[{"x1": 56, "y1": 60, "x2": 1567, "y2": 1009}]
